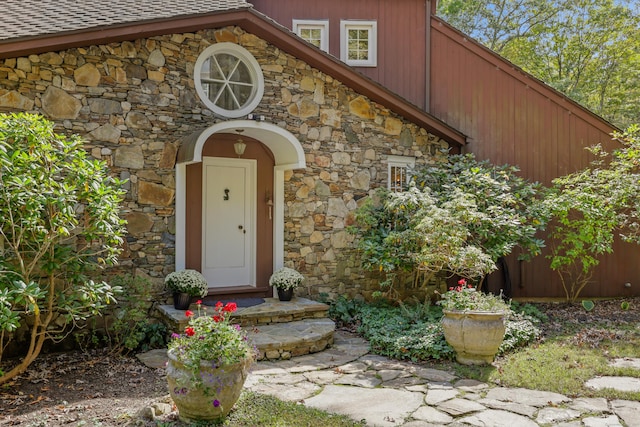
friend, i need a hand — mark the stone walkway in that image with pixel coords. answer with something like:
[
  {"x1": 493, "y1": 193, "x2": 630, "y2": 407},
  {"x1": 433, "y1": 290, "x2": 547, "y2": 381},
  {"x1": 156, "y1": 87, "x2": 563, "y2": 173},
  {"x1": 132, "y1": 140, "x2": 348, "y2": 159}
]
[
  {"x1": 138, "y1": 331, "x2": 640, "y2": 426},
  {"x1": 242, "y1": 331, "x2": 640, "y2": 427}
]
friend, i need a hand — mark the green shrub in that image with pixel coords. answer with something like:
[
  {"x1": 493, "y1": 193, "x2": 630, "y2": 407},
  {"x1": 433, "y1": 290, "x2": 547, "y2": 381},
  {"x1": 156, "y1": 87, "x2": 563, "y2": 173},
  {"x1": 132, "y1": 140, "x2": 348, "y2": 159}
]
[
  {"x1": 351, "y1": 153, "x2": 546, "y2": 302},
  {"x1": 501, "y1": 313, "x2": 542, "y2": 353},
  {"x1": 510, "y1": 301, "x2": 548, "y2": 322},
  {"x1": 544, "y1": 126, "x2": 640, "y2": 301},
  {"x1": 328, "y1": 298, "x2": 540, "y2": 362},
  {"x1": 327, "y1": 295, "x2": 363, "y2": 326},
  {"x1": 0, "y1": 113, "x2": 126, "y2": 384},
  {"x1": 109, "y1": 274, "x2": 167, "y2": 353}
]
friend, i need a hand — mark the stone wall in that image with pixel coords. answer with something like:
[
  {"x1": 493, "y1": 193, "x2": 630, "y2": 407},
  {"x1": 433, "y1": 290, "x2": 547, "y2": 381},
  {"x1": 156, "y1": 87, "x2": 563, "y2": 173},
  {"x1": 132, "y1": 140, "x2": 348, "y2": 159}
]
[{"x1": 0, "y1": 26, "x2": 449, "y2": 300}]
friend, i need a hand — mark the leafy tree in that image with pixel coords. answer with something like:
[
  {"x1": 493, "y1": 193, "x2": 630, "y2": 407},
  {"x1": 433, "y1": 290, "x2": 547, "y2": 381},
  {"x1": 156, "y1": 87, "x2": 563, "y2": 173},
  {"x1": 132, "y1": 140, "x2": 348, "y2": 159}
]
[
  {"x1": 0, "y1": 113, "x2": 127, "y2": 384},
  {"x1": 437, "y1": 0, "x2": 559, "y2": 53},
  {"x1": 437, "y1": 0, "x2": 640, "y2": 129},
  {"x1": 544, "y1": 125, "x2": 640, "y2": 301},
  {"x1": 352, "y1": 154, "x2": 546, "y2": 301}
]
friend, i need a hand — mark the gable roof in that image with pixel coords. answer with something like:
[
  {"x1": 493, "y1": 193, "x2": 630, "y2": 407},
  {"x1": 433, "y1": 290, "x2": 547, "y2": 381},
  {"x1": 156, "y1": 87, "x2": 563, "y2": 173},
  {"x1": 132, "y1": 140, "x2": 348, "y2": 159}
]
[
  {"x1": 0, "y1": 1, "x2": 466, "y2": 146},
  {"x1": 0, "y1": 0, "x2": 252, "y2": 41}
]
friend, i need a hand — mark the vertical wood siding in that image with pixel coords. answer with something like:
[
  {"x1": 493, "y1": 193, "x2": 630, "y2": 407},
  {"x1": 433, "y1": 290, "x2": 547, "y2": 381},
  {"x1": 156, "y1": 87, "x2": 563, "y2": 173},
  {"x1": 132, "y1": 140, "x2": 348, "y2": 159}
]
[
  {"x1": 252, "y1": 0, "x2": 638, "y2": 299},
  {"x1": 430, "y1": 19, "x2": 640, "y2": 299},
  {"x1": 251, "y1": 0, "x2": 428, "y2": 108}
]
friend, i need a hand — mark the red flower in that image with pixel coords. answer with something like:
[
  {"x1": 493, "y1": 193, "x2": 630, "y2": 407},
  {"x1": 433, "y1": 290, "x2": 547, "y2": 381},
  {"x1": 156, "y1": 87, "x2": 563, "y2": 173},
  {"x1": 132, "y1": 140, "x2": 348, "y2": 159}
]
[
  {"x1": 223, "y1": 302, "x2": 237, "y2": 313},
  {"x1": 185, "y1": 326, "x2": 195, "y2": 336},
  {"x1": 196, "y1": 300, "x2": 202, "y2": 305},
  {"x1": 212, "y1": 315, "x2": 222, "y2": 322},
  {"x1": 215, "y1": 301, "x2": 224, "y2": 309},
  {"x1": 185, "y1": 310, "x2": 194, "y2": 318},
  {"x1": 457, "y1": 278, "x2": 467, "y2": 286},
  {"x1": 449, "y1": 287, "x2": 454, "y2": 291}
]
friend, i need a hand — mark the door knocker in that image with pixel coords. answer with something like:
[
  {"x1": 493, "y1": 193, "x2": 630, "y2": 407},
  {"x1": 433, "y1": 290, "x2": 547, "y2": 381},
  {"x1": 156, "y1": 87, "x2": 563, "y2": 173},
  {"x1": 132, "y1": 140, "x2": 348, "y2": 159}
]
[{"x1": 224, "y1": 188, "x2": 230, "y2": 200}]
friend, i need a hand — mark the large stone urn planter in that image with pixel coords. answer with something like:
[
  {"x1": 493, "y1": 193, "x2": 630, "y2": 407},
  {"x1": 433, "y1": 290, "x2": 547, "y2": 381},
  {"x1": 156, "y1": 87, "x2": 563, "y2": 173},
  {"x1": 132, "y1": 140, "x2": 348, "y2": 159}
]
[
  {"x1": 442, "y1": 310, "x2": 507, "y2": 365},
  {"x1": 167, "y1": 349, "x2": 253, "y2": 423}
]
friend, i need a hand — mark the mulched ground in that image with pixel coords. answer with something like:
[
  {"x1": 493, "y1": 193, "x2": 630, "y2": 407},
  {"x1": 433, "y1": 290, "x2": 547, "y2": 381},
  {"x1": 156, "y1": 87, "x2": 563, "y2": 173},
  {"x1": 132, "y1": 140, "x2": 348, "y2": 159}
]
[
  {"x1": 0, "y1": 298, "x2": 638, "y2": 426},
  {"x1": 535, "y1": 298, "x2": 640, "y2": 342},
  {"x1": 0, "y1": 349, "x2": 167, "y2": 426}
]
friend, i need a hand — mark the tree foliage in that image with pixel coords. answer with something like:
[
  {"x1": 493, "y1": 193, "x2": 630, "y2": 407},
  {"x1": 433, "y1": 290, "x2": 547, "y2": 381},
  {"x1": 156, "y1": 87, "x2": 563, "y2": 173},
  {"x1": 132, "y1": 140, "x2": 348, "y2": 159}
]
[
  {"x1": 352, "y1": 154, "x2": 546, "y2": 301},
  {"x1": 0, "y1": 113, "x2": 127, "y2": 384},
  {"x1": 437, "y1": 0, "x2": 640, "y2": 129},
  {"x1": 544, "y1": 125, "x2": 640, "y2": 301}
]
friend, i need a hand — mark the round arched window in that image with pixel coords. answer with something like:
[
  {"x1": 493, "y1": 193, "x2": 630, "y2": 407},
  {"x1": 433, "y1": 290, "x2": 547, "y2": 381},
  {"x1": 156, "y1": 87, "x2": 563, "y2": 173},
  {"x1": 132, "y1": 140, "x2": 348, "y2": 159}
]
[{"x1": 194, "y1": 43, "x2": 264, "y2": 118}]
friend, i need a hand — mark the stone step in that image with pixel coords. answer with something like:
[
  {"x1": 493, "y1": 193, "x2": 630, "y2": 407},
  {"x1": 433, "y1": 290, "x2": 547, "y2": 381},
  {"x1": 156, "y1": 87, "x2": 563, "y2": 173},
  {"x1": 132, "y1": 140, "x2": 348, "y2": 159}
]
[
  {"x1": 157, "y1": 297, "x2": 330, "y2": 331},
  {"x1": 232, "y1": 297, "x2": 330, "y2": 327},
  {"x1": 248, "y1": 318, "x2": 335, "y2": 361},
  {"x1": 156, "y1": 297, "x2": 335, "y2": 361}
]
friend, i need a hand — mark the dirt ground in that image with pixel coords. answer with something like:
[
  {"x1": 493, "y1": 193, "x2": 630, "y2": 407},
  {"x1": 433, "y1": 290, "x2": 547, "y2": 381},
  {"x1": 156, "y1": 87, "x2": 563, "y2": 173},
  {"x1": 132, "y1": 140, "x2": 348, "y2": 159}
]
[
  {"x1": 0, "y1": 349, "x2": 168, "y2": 426},
  {"x1": 1, "y1": 298, "x2": 639, "y2": 426}
]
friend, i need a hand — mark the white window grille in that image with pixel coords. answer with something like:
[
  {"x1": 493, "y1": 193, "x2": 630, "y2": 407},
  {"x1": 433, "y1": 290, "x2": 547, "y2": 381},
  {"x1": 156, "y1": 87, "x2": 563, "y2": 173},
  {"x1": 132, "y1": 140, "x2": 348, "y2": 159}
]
[
  {"x1": 340, "y1": 20, "x2": 377, "y2": 67},
  {"x1": 193, "y1": 43, "x2": 264, "y2": 118},
  {"x1": 388, "y1": 156, "x2": 415, "y2": 192},
  {"x1": 293, "y1": 19, "x2": 329, "y2": 52}
]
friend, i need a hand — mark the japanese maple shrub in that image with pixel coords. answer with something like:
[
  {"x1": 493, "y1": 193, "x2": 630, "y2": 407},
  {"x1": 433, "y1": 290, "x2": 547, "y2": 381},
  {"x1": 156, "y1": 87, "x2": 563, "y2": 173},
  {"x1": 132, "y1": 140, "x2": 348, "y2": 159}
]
[
  {"x1": 544, "y1": 125, "x2": 640, "y2": 301},
  {"x1": 0, "y1": 113, "x2": 126, "y2": 384}
]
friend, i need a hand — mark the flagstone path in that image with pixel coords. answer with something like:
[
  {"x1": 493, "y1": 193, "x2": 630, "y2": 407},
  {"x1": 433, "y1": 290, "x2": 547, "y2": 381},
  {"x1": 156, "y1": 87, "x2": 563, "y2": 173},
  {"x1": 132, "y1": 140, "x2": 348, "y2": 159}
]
[
  {"x1": 138, "y1": 333, "x2": 640, "y2": 426},
  {"x1": 243, "y1": 332, "x2": 640, "y2": 426}
]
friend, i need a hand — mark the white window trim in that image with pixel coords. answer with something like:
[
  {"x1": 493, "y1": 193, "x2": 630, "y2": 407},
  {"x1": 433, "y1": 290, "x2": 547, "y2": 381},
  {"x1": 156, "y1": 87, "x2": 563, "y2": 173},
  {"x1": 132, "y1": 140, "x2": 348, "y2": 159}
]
[
  {"x1": 388, "y1": 155, "x2": 415, "y2": 192},
  {"x1": 193, "y1": 43, "x2": 264, "y2": 119},
  {"x1": 292, "y1": 19, "x2": 329, "y2": 52},
  {"x1": 340, "y1": 20, "x2": 377, "y2": 67}
]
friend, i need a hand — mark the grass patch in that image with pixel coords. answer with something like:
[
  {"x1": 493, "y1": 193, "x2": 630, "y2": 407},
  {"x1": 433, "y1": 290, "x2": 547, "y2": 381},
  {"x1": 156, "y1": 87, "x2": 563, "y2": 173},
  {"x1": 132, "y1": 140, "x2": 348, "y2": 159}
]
[
  {"x1": 488, "y1": 341, "x2": 605, "y2": 395},
  {"x1": 162, "y1": 391, "x2": 366, "y2": 426},
  {"x1": 468, "y1": 333, "x2": 640, "y2": 401}
]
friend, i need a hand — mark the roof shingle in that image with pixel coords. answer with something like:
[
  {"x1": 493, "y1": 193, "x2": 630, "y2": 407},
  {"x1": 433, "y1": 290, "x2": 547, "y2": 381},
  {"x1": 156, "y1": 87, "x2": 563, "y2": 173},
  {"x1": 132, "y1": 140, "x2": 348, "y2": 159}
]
[{"x1": 0, "y1": 0, "x2": 251, "y2": 41}]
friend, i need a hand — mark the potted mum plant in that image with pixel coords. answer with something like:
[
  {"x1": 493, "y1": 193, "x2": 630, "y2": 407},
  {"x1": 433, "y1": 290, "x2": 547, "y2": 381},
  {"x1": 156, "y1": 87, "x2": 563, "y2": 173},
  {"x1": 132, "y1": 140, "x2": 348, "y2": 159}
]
[
  {"x1": 165, "y1": 269, "x2": 208, "y2": 310},
  {"x1": 167, "y1": 300, "x2": 256, "y2": 423},
  {"x1": 438, "y1": 279, "x2": 511, "y2": 365},
  {"x1": 269, "y1": 267, "x2": 303, "y2": 301}
]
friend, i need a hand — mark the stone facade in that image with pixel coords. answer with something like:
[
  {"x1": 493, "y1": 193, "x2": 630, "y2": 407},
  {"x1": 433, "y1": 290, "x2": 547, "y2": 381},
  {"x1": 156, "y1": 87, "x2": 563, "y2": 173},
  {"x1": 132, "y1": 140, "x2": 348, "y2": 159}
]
[{"x1": 0, "y1": 26, "x2": 448, "y2": 300}]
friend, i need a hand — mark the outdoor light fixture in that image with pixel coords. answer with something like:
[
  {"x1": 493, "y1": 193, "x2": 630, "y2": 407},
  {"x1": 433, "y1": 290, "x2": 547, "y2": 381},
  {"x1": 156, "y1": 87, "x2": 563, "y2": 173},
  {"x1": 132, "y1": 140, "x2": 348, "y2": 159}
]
[{"x1": 234, "y1": 129, "x2": 246, "y2": 157}]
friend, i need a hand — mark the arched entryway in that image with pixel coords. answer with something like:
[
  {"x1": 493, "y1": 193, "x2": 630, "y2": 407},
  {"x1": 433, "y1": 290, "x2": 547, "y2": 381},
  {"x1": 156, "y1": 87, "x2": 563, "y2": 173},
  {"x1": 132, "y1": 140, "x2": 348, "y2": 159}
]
[{"x1": 175, "y1": 120, "x2": 305, "y2": 298}]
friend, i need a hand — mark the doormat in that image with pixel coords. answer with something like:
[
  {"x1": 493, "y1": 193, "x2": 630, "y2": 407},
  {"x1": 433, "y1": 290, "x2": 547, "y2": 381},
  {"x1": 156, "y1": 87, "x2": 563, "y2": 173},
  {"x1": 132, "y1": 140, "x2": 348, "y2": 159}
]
[{"x1": 202, "y1": 298, "x2": 265, "y2": 308}]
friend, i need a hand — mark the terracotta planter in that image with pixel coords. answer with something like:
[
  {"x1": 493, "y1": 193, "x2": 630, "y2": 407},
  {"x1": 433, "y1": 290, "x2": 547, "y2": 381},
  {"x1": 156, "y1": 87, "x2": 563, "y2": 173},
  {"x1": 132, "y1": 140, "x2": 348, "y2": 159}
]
[
  {"x1": 442, "y1": 310, "x2": 507, "y2": 365},
  {"x1": 167, "y1": 349, "x2": 253, "y2": 423},
  {"x1": 172, "y1": 292, "x2": 192, "y2": 310},
  {"x1": 277, "y1": 287, "x2": 294, "y2": 301}
]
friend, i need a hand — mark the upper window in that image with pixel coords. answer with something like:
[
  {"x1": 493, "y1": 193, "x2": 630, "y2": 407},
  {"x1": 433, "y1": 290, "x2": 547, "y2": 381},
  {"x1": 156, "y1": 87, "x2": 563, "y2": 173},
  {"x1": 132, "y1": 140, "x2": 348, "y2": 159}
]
[
  {"x1": 293, "y1": 19, "x2": 329, "y2": 52},
  {"x1": 340, "y1": 20, "x2": 377, "y2": 67},
  {"x1": 194, "y1": 43, "x2": 264, "y2": 118},
  {"x1": 388, "y1": 156, "x2": 415, "y2": 192}
]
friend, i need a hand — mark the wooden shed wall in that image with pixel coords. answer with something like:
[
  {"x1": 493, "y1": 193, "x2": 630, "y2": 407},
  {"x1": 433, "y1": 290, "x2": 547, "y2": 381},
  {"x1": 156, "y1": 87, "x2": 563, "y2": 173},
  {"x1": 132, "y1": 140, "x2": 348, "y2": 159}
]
[
  {"x1": 430, "y1": 19, "x2": 640, "y2": 299},
  {"x1": 251, "y1": 0, "x2": 429, "y2": 109}
]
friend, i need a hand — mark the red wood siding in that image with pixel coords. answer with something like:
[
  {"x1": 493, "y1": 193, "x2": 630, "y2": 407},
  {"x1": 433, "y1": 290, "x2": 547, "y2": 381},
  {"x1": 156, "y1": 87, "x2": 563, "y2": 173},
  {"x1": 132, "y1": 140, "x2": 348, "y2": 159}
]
[
  {"x1": 430, "y1": 20, "x2": 616, "y2": 183},
  {"x1": 430, "y1": 19, "x2": 640, "y2": 299},
  {"x1": 251, "y1": 0, "x2": 428, "y2": 109}
]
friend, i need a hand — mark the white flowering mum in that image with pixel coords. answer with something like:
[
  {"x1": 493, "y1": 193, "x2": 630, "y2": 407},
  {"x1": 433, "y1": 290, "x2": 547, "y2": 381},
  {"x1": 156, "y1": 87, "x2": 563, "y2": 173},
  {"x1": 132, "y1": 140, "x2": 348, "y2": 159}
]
[
  {"x1": 269, "y1": 267, "x2": 303, "y2": 290},
  {"x1": 164, "y1": 269, "x2": 208, "y2": 297}
]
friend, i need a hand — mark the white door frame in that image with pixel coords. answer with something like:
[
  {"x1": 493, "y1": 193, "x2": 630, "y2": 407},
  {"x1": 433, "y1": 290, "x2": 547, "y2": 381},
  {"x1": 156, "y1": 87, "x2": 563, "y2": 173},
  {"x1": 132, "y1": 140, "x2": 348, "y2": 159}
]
[{"x1": 175, "y1": 120, "x2": 306, "y2": 277}]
